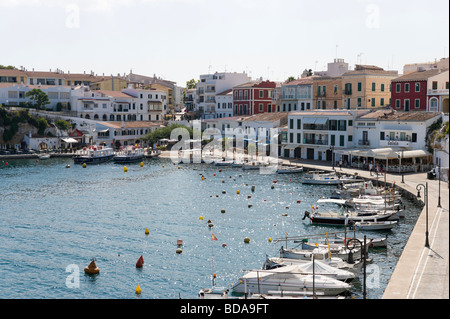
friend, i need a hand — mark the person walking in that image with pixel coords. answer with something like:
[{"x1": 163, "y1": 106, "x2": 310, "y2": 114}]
[{"x1": 369, "y1": 162, "x2": 373, "y2": 176}]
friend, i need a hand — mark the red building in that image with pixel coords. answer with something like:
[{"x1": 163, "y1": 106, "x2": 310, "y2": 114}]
[
  {"x1": 233, "y1": 80, "x2": 276, "y2": 116},
  {"x1": 390, "y1": 69, "x2": 444, "y2": 112}
]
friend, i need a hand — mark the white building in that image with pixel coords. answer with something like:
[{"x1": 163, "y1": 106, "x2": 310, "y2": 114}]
[
  {"x1": 70, "y1": 86, "x2": 167, "y2": 122},
  {"x1": 285, "y1": 109, "x2": 442, "y2": 172},
  {"x1": 280, "y1": 78, "x2": 314, "y2": 112},
  {"x1": 215, "y1": 89, "x2": 233, "y2": 118},
  {"x1": 196, "y1": 72, "x2": 251, "y2": 119},
  {"x1": 0, "y1": 83, "x2": 71, "y2": 110}
]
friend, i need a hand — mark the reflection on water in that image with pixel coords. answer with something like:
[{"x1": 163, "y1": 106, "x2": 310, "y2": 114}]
[{"x1": 0, "y1": 157, "x2": 421, "y2": 299}]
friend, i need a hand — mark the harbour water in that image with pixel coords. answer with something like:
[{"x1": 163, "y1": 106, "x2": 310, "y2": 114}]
[{"x1": 0, "y1": 157, "x2": 421, "y2": 299}]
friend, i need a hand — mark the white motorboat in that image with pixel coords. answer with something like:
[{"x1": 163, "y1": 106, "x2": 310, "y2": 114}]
[
  {"x1": 38, "y1": 154, "x2": 51, "y2": 160},
  {"x1": 198, "y1": 287, "x2": 229, "y2": 299},
  {"x1": 301, "y1": 173, "x2": 341, "y2": 184},
  {"x1": 113, "y1": 146, "x2": 145, "y2": 163},
  {"x1": 354, "y1": 220, "x2": 398, "y2": 231},
  {"x1": 262, "y1": 258, "x2": 355, "y2": 282},
  {"x1": 231, "y1": 265, "x2": 351, "y2": 296},
  {"x1": 277, "y1": 165, "x2": 304, "y2": 174},
  {"x1": 213, "y1": 160, "x2": 233, "y2": 166},
  {"x1": 281, "y1": 242, "x2": 364, "y2": 262}
]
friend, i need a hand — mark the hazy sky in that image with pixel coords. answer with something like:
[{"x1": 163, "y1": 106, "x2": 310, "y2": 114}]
[{"x1": 1, "y1": 0, "x2": 448, "y2": 86}]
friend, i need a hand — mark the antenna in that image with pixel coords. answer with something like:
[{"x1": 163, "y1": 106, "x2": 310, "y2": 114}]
[{"x1": 336, "y1": 44, "x2": 339, "y2": 58}]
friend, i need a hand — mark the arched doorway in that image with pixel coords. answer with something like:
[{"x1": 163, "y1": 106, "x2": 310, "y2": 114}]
[{"x1": 39, "y1": 142, "x2": 48, "y2": 150}]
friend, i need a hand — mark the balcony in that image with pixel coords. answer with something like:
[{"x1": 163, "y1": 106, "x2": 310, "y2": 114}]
[
  {"x1": 303, "y1": 138, "x2": 329, "y2": 145},
  {"x1": 315, "y1": 92, "x2": 326, "y2": 98},
  {"x1": 358, "y1": 140, "x2": 370, "y2": 146},
  {"x1": 343, "y1": 89, "x2": 352, "y2": 95}
]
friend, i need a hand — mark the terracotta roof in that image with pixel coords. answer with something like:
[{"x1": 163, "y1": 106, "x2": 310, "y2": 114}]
[
  {"x1": 357, "y1": 110, "x2": 442, "y2": 121},
  {"x1": 240, "y1": 112, "x2": 289, "y2": 122},
  {"x1": 290, "y1": 111, "x2": 353, "y2": 117},
  {"x1": 284, "y1": 78, "x2": 314, "y2": 86},
  {"x1": 97, "y1": 90, "x2": 133, "y2": 98},
  {"x1": 392, "y1": 69, "x2": 448, "y2": 82},
  {"x1": 101, "y1": 121, "x2": 165, "y2": 129},
  {"x1": 216, "y1": 89, "x2": 232, "y2": 95}
]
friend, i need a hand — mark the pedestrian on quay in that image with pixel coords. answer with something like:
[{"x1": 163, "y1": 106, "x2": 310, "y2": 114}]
[{"x1": 369, "y1": 162, "x2": 373, "y2": 176}]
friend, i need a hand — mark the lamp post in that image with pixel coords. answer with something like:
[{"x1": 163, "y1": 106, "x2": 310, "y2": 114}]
[
  {"x1": 438, "y1": 162, "x2": 441, "y2": 208},
  {"x1": 416, "y1": 183, "x2": 430, "y2": 248},
  {"x1": 329, "y1": 145, "x2": 335, "y2": 170},
  {"x1": 398, "y1": 150, "x2": 405, "y2": 183}
]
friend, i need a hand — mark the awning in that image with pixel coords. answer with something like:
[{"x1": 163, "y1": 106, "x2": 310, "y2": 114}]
[
  {"x1": 315, "y1": 118, "x2": 328, "y2": 125},
  {"x1": 284, "y1": 144, "x2": 299, "y2": 150},
  {"x1": 397, "y1": 149, "x2": 431, "y2": 158},
  {"x1": 61, "y1": 138, "x2": 78, "y2": 143},
  {"x1": 302, "y1": 118, "x2": 317, "y2": 124}
]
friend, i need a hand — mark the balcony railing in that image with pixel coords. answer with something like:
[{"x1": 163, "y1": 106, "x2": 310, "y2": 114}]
[
  {"x1": 358, "y1": 140, "x2": 370, "y2": 146},
  {"x1": 343, "y1": 89, "x2": 352, "y2": 95},
  {"x1": 303, "y1": 139, "x2": 329, "y2": 145}
]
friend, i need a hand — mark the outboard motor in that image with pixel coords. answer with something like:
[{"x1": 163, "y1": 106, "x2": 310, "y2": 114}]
[{"x1": 302, "y1": 211, "x2": 310, "y2": 220}]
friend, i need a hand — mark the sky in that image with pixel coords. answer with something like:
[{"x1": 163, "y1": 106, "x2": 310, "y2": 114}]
[{"x1": 0, "y1": 0, "x2": 449, "y2": 87}]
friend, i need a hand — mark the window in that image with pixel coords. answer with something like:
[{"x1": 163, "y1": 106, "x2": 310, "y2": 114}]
[
  {"x1": 412, "y1": 133, "x2": 417, "y2": 143},
  {"x1": 348, "y1": 135, "x2": 353, "y2": 142},
  {"x1": 415, "y1": 83, "x2": 420, "y2": 92},
  {"x1": 381, "y1": 84, "x2": 385, "y2": 92},
  {"x1": 340, "y1": 135, "x2": 345, "y2": 146},
  {"x1": 348, "y1": 120, "x2": 353, "y2": 127},
  {"x1": 297, "y1": 133, "x2": 301, "y2": 143},
  {"x1": 259, "y1": 90, "x2": 263, "y2": 98},
  {"x1": 371, "y1": 98, "x2": 376, "y2": 107},
  {"x1": 380, "y1": 132, "x2": 385, "y2": 140},
  {"x1": 395, "y1": 99, "x2": 401, "y2": 108},
  {"x1": 357, "y1": 98, "x2": 362, "y2": 107},
  {"x1": 429, "y1": 98, "x2": 439, "y2": 112},
  {"x1": 415, "y1": 99, "x2": 420, "y2": 108},
  {"x1": 432, "y1": 81, "x2": 438, "y2": 90},
  {"x1": 289, "y1": 119, "x2": 294, "y2": 129},
  {"x1": 259, "y1": 103, "x2": 263, "y2": 112},
  {"x1": 372, "y1": 83, "x2": 376, "y2": 92},
  {"x1": 330, "y1": 135, "x2": 335, "y2": 146},
  {"x1": 297, "y1": 119, "x2": 301, "y2": 129},
  {"x1": 357, "y1": 82, "x2": 362, "y2": 92},
  {"x1": 289, "y1": 133, "x2": 293, "y2": 143},
  {"x1": 405, "y1": 83, "x2": 410, "y2": 92},
  {"x1": 380, "y1": 98, "x2": 384, "y2": 106},
  {"x1": 396, "y1": 83, "x2": 401, "y2": 93}
]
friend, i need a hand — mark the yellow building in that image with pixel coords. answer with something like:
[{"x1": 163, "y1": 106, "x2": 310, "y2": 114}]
[
  {"x1": 313, "y1": 76, "x2": 343, "y2": 110},
  {"x1": 90, "y1": 76, "x2": 129, "y2": 91},
  {"x1": 341, "y1": 65, "x2": 398, "y2": 109}
]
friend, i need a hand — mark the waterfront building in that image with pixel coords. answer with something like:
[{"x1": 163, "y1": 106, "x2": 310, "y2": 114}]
[
  {"x1": 215, "y1": 89, "x2": 233, "y2": 118},
  {"x1": 312, "y1": 76, "x2": 343, "y2": 110},
  {"x1": 280, "y1": 78, "x2": 313, "y2": 112},
  {"x1": 0, "y1": 83, "x2": 71, "y2": 110},
  {"x1": 284, "y1": 109, "x2": 442, "y2": 172},
  {"x1": 70, "y1": 86, "x2": 167, "y2": 122},
  {"x1": 233, "y1": 80, "x2": 277, "y2": 116},
  {"x1": 403, "y1": 57, "x2": 449, "y2": 75},
  {"x1": 284, "y1": 110, "x2": 355, "y2": 160},
  {"x1": 94, "y1": 121, "x2": 164, "y2": 149},
  {"x1": 341, "y1": 65, "x2": 398, "y2": 109},
  {"x1": 391, "y1": 68, "x2": 449, "y2": 113},
  {"x1": 183, "y1": 88, "x2": 197, "y2": 119},
  {"x1": 196, "y1": 72, "x2": 252, "y2": 119}
]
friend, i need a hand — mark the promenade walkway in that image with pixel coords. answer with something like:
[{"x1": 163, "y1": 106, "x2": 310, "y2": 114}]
[{"x1": 281, "y1": 158, "x2": 449, "y2": 299}]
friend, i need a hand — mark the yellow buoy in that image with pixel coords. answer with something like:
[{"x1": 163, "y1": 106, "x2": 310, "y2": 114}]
[
  {"x1": 145, "y1": 228, "x2": 149, "y2": 235},
  {"x1": 268, "y1": 237, "x2": 272, "y2": 243},
  {"x1": 199, "y1": 216, "x2": 203, "y2": 220},
  {"x1": 176, "y1": 248, "x2": 183, "y2": 254},
  {"x1": 222, "y1": 179, "x2": 225, "y2": 183},
  {"x1": 82, "y1": 163, "x2": 86, "y2": 168},
  {"x1": 244, "y1": 237, "x2": 250, "y2": 244},
  {"x1": 221, "y1": 209, "x2": 226, "y2": 213},
  {"x1": 236, "y1": 190, "x2": 240, "y2": 194},
  {"x1": 135, "y1": 284, "x2": 141, "y2": 294},
  {"x1": 178, "y1": 166, "x2": 181, "y2": 169},
  {"x1": 162, "y1": 165, "x2": 164, "y2": 168},
  {"x1": 140, "y1": 162, "x2": 144, "y2": 167},
  {"x1": 124, "y1": 166, "x2": 128, "y2": 172}
]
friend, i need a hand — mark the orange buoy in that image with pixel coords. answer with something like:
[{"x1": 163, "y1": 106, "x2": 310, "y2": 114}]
[
  {"x1": 136, "y1": 255, "x2": 144, "y2": 268},
  {"x1": 84, "y1": 259, "x2": 100, "y2": 274}
]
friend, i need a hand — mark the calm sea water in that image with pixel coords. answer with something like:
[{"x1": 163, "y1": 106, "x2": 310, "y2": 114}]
[{"x1": 0, "y1": 157, "x2": 420, "y2": 299}]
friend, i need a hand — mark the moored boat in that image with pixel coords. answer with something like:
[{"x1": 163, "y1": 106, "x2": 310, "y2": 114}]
[
  {"x1": 73, "y1": 146, "x2": 114, "y2": 164},
  {"x1": 113, "y1": 146, "x2": 145, "y2": 163},
  {"x1": 354, "y1": 220, "x2": 398, "y2": 231},
  {"x1": 277, "y1": 165, "x2": 304, "y2": 174}
]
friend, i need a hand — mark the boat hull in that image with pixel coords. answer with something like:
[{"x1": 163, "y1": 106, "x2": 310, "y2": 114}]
[
  {"x1": 113, "y1": 155, "x2": 145, "y2": 163},
  {"x1": 73, "y1": 155, "x2": 114, "y2": 164}
]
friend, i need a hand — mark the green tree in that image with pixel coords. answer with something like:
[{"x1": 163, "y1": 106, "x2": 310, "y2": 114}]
[
  {"x1": 286, "y1": 76, "x2": 296, "y2": 83},
  {"x1": 186, "y1": 79, "x2": 198, "y2": 89},
  {"x1": 54, "y1": 119, "x2": 71, "y2": 131},
  {"x1": 37, "y1": 117, "x2": 48, "y2": 136},
  {"x1": 25, "y1": 89, "x2": 50, "y2": 110}
]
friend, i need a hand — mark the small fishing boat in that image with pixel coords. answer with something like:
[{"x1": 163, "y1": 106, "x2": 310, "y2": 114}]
[
  {"x1": 198, "y1": 287, "x2": 229, "y2": 299},
  {"x1": 242, "y1": 162, "x2": 268, "y2": 170},
  {"x1": 277, "y1": 165, "x2": 304, "y2": 174},
  {"x1": 301, "y1": 172, "x2": 341, "y2": 184},
  {"x1": 354, "y1": 220, "x2": 398, "y2": 231},
  {"x1": 231, "y1": 265, "x2": 351, "y2": 296},
  {"x1": 113, "y1": 146, "x2": 145, "y2": 163},
  {"x1": 73, "y1": 146, "x2": 114, "y2": 164},
  {"x1": 38, "y1": 154, "x2": 51, "y2": 160},
  {"x1": 213, "y1": 160, "x2": 233, "y2": 166}
]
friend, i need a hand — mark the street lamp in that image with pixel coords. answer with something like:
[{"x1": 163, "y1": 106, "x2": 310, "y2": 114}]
[
  {"x1": 329, "y1": 145, "x2": 335, "y2": 170},
  {"x1": 416, "y1": 183, "x2": 430, "y2": 248},
  {"x1": 398, "y1": 151, "x2": 405, "y2": 183},
  {"x1": 438, "y1": 162, "x2": 441, "y2": 208}
]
